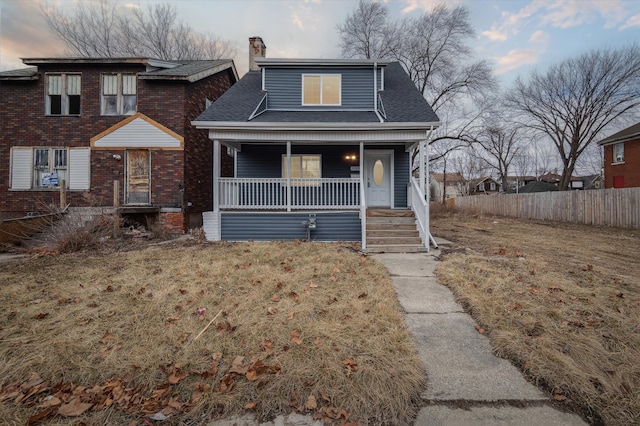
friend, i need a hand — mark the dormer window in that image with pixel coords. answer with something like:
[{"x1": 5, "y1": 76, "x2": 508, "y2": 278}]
[
  {"x1": 302, "y1": 74, "x2": 341, "y2": 106},
  {"x1": 613, "y1": 142, "x2": 624, "y2": 163}
]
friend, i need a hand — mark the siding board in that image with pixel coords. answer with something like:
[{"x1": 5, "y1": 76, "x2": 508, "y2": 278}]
[{"x1": 221, "y1": 211, "x2": 361, "y2": 241}]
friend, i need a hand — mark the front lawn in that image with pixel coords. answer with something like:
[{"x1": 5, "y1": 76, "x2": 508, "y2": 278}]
[{"x1": 0, "y1": 240, "x2": 424, "y2": 425}]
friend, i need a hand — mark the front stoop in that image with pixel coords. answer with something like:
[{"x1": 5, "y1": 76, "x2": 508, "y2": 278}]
[{"x1": 365, "y1": 209, "x2": 424, "y2": 253}]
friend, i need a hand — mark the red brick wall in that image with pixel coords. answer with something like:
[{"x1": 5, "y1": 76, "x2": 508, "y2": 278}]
[
  {"x1": 603, "y1": 140, "x2": 640, "y2": 188},
  {"x1": 1, "y1": 62, "x2": 236, "y2": 231},
  {"x1": 158, "y1": 212, "x2": 184, "y2": 234}
]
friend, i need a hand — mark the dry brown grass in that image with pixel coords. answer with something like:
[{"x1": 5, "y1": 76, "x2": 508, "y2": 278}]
[
  {"x1": 432, "y1": 213, "x2": 640, "y2": 425},
  {"x1": 0, "y1": 240, "x2": 424, "y2": 425}
]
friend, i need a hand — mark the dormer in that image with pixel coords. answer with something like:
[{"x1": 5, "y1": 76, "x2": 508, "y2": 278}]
[{"x1": 250, "y1": 59, "x2": 390, "y2": 122}]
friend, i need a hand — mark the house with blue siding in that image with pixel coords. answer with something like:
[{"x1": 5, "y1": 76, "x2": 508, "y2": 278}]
[{"x1": 193, "y1": 37, "x2": 440, "y2": 252}]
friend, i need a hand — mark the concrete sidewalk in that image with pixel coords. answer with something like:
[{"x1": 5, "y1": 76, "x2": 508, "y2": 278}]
[{"x1": 372, "y1": 249, "x2": 587, "y2": 426}]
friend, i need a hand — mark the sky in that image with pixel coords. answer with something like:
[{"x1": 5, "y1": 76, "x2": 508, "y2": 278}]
[{"x1": 1, "y1": 0, "x2": 640, "y2": 85}]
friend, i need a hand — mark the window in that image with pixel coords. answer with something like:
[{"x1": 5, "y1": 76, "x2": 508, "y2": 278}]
[
  {"x1": 613, "y1": 143, "x2": 624, "y2": 163},
  {"x1": 46, "y1": 74, "x2": 81, "y2": 115},
  {"x1": 32, "y1": 148, "x2": 68, "y2": 188},
  {"x1": 302, "y1": 74, "x2": 341, "y2": 105},
  {"x1": 489, "y1": 182, "x2": 496, "y2": 191},
  {"x1": 102, "y1": 73, "x2": 137, "y2": 115},
  {"x1": 282, "y1": 155, "x2": 322, "y2": 180},
  {"x1": 11, "y1": 147, "x2": 90, "y2": 191}
]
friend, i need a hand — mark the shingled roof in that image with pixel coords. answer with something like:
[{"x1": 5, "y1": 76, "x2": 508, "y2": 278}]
[
  {"x1": 598, "y1": 122, "x2": 640, "y2": 146},
  {"x1": 194, "y1": 61, "x2": 439, "y2": 125}
]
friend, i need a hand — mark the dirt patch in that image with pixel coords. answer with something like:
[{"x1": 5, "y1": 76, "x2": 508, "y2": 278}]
[{"x1": 432, "y1": 213, "x2": 640, "y2": 425}]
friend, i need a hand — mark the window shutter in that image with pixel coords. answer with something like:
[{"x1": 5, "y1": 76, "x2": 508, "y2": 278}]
[
  {"x1": 10, "y1": 147, "x2": 32, "y2": 190},
  {"x1": 69, "y1": 148, "x2": 90, "y2": 190}
]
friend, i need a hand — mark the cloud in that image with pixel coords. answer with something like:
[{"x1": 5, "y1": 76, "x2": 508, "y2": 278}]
[
  {"x1": 529, "y1": 30, "x2": 549, "y2": 45},
  {"x1": 401, "y1": 0, "x2": 463, "y2": 14},
  {"x1": 620, "y1": 14, "x2": 640, "y2": 30},
  {"x1": 493, "y1": 48, "x2": 541, "y2": 75},
  {"x1": 291, "y1": 11, "x2": 305, "y2": 29},
  {"x1": 481, "y1": 28, "x2": 508, "y2": 41}
]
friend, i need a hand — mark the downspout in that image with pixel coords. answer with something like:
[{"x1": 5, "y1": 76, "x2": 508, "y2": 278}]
[{"x1": 373, "y1": 62, "x2": 383, "y2": 123}]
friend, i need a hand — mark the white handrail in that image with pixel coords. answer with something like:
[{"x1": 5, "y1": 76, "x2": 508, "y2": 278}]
[{"x1": 410, "y1": 177, "x2": 428, "y2": 249}]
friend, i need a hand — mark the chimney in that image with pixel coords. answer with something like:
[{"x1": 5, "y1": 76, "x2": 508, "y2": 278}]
[{"x1": 249, "y1": 36, "x2": 266, "y2": 71}]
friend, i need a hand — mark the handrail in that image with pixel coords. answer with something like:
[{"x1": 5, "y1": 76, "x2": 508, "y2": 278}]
[{"x1": 410, "y1": 177, "x2": 428, "y2": 249}]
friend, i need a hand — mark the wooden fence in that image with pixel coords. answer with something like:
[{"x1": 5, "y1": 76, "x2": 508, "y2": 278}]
[{"x1": 454, "y1": 187, "x2": 640, "y2": 229}]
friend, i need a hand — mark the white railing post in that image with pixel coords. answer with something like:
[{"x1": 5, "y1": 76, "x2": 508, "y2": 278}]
[
  {"x1": 360, "y1": 142, "x2": 366, "y2": 251},
  {"x1": 286, "y1": 141, "x2": 292, "y2": 212}
]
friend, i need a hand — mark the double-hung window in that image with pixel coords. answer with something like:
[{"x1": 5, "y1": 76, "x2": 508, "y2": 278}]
[
  {"x1": 302, "y1": 74, "x2": 341, "y2": 105},
  {"x1": 101, "y1": 73, "x2": 137, "y2": 115},
  {"x1": 46, "y1": 74, "x2": 81, "y2": 115},
  {"x1": 613, "y1": 143, "x2": 624, "y2": 163},
  {"x1": 33, "y1": 148, "x2": 67, "y2": 188},
  {"x1": 282, "y1": 154, "x2": 322, "y2": 181}
]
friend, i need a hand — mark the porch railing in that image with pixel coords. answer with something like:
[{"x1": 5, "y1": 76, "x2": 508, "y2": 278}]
[
  {"x1": 410, "y1": 177, "x2": 428, "y2": 248},
  {"x1": 218, "y1": 178, "x2": 361, "y2": 210}
]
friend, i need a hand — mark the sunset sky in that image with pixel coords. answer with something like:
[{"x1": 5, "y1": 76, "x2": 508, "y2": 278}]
[{"x1": 1, "y1": 0, "x2": 639, "y2": 82}]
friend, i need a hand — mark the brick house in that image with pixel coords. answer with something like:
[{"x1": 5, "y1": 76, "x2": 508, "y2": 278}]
[
  {"x1": 469, "y1": 176, "x2": 501, "y2": 195},
  {"x1": 0, "y1": 58, "x2": 237, "y2": 231},
  {"x1": 598, "y1": 122, "x2": 640, "y2": 188}
]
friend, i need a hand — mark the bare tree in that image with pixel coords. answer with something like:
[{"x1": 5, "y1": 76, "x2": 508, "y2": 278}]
[
  {"x1": 337, "y1": 0, "x2": 397, "y2": 59},
  {"x1": 42, "y1": 0, "x2": 236, "y2": 60},
  {"x1": 505, "y1": 45, "x2": 640, "y2": 190},
  {"x1": 473, "y1": 122, "x2": 523, "y2": 191},
  {"x1": 450, "y1": 148, "x2": 488, "y2": 195},
  {"x1": 337, "y1": 1, "x2": 496, "y2": 180}
]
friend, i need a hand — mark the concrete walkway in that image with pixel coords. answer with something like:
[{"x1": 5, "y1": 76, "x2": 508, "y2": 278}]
[
  {"x1": 209, "y1": 245, "x2": 588, "y2": 426},
  {"x1": 372, "y1": 249, "x2": 587, "y2": 426}
]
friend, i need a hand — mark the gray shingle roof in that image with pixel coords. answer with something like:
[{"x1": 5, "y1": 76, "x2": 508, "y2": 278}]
[
  {"x1": 598, "y1": 122, "x2": 640, "y2": 145},
  {"x1": 0, "y1": 67, "x2": 38, "y2": 80},
  {"x1": 140, "y1": 60, "x2": 233, "y2": 79},
  {"x1": 194, "y1": 61, "x2": 439, "y2": 125}
]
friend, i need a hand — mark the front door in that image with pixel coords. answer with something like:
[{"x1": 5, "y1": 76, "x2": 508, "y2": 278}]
[
  {"x1": 365, "y1": 151, "x2": 392, "y2": 207},
  {"x1": 126, "y1": 150, "x2": 150, "y2": 204}
]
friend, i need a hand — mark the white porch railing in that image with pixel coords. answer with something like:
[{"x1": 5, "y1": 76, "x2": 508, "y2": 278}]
[
  {"x1": 410, "y1": 177, "x2": 428, "y2": 249},
  {"x1": 218, "y1": 178, "x2": 361, "y2": 210}
]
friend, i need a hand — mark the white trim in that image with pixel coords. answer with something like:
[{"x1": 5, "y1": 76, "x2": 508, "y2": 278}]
[
  {"x1": 194, "y1": 120, "x2": 440, "y2": 131},
  {"x1": 204, "y1": 129, "x2": 433, "y2": 143}
]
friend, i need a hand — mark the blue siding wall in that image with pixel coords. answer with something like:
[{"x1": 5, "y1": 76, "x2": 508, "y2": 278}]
[
  {"x1": 221, "y1": 212, "x2": 361, "y2": 241},
  {"x1": 265, "y1": 68, "x2": 380, "y2": 110},
  {"x1": 236, "y1": 144, "x2": 410, "y2": 207},
  {"x1": 237, "y1": 145, "x2": 360, "y2": 178}
]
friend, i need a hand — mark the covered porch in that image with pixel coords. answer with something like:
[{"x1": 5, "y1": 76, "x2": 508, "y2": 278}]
[{"x1": 202, "y1": 128, "x2": 435, "y2": 251}]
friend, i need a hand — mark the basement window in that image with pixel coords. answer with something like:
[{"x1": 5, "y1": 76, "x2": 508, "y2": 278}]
[{"x1": 302, "y1": 74, "x2": 341, "y2": 106}]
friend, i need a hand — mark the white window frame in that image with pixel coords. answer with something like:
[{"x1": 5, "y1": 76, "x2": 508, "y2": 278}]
[
  {"x1": 101, "y1": 73, "x2": 137, "y2": 116},
  {"x1": 489, "y1": 182, "x2": 496, "y2": 191},
  {"x1": 46, "y1": 73, "x2": 81, "y2": 116},
  {"x1": 613, "y1": 142, "x2": 624, "y2": 163},
  {"x1": 302, "y1": 74, "x2": 342, "y2": 106}
]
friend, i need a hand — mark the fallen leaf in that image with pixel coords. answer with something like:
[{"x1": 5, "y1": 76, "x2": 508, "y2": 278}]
[
  {"x1": 290, "y1": 330, "x2": 303, "y2": 345},
  {"x1": 475, "y1": 325, "x2": 485, "y2": 334},
  {"x1": 34, "y1": 313, "x2": 49, "y2": 320},
  {"x1": 58, "y1": 398, "x2": 93, "y2": 416},
  {"x1": 287, "y1": 311, "x2": 295, "y2": 321},
  {"x1": 245, "y1": 401, "x2": 257, "y2": 409},
  {"x1": 27, "y1": 406, "x2": 57, "y2": 425},
  {"x1": 305, "y1": 395, "x2": 317, "y2": 410},
  {"x1": 267, "y1": 307, "x2": 278, "y2": 315},
  {"x1": 40, "y1": 396, "x2": 62, "y2": 407},
  {"x1": 101, "y1": 332, "x2": 116, "y2": 344},
  {"x1": 272, "y1": 294, "x2": 280, "y2": 302}
]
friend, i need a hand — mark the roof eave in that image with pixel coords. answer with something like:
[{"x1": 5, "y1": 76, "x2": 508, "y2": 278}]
[
  {"x1": 139, "y1": 60, "x2": 238, "y2": 83},
  {"x1": 191, "y1": 120, "x2": 441, "y2": 131},
  {"x1": 598, "y1": 131, "x2": 640, "y2": 146},
  {"x1": 0, "y1": 75, "x2": 39, "y2": 81}
]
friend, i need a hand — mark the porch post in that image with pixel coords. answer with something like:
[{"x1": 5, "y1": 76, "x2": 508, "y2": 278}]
[
  {"x1": 419, "y1": 140, "x2": 426, "y2": 197},
  {"x1": 286, "y1": 141, "x2": 292, "y2": 212},
  {"x1": 360, "y1": 142, "x2": 366, "y2": 251},
  {"x1": 213, "y1": 139, "x2": 220, "y2": 213}
]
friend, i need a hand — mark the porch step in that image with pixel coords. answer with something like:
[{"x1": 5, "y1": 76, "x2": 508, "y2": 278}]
[{"x1": 365, "y1": 209, "x2": 423, "y2": 253}]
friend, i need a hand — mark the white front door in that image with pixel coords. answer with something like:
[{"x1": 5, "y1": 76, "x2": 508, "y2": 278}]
[{"x1": 365, "y1": 151, "x2": 392, "y2": 207}]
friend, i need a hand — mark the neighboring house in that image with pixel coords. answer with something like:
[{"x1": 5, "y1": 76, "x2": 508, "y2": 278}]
[
  {"x1": 0, "y1": 57, "x2": 238, "y2": 231},
  {"x1": 580, "y1": 174, "x2": 603, "y2": 190},
  {"x1": 538, "y1": 172, "x2": 585, "y2": 190},
  {"x1": 598, "y1": 122, "x2": 640, "y2": 188},
  {"x1": 469, "y1": 176, "x2": 501, "y2": 195},
  {"x1": 192, "y1": 37, "x2": 440, "y2": 251},
  {"x1": 505, "y1": 175, "x2": 536, "y2": 193},
  {"x1": 429, "y1": 173, "x2": 467, "y2": 201}
]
